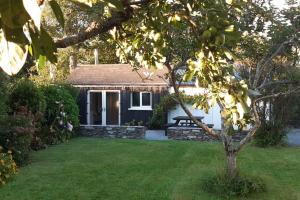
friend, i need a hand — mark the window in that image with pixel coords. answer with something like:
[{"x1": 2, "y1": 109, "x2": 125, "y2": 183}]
[
  {"x1": 142, "y1": 93, "x2": 151, "y2": 106},
  {"x1": 132, "y1": 92, "x2": 140, "y2": 107},
  {"x1": 129, "y1": 92, "x2": 152, "y2": 110}
]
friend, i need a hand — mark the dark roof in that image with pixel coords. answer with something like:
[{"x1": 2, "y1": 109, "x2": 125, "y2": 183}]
[{"x1": 68, "y1": 64, "x2": 168, "y2": 86}]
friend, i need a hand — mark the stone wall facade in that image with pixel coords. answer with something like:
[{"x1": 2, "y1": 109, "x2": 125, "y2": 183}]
[
  {"x1": 80, "y1": 126, "x2": 146, "y2": 139},
  {"x1": 167, "y1": 127, "x2": 247, "y2": 142}
]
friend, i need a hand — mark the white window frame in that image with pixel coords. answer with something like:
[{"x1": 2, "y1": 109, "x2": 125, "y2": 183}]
[{"x1": 129, "y1": 91, "x2": 152, "y2": 111}]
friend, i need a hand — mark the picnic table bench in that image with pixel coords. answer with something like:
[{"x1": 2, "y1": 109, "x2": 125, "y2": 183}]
[{"x1": 164, "y1": 116, "x2": 214, "y2": 135}]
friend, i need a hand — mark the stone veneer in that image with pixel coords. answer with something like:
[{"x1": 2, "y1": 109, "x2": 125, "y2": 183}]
[
  {"x1": 167, "y1": 127, "x2": 247, "y2": 142},
  {"x1": 80, "y1": 125, "x2": 146, "y2": 139}
]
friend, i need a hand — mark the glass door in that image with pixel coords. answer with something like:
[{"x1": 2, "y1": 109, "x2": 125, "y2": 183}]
[
  {"x1": 89, "y1": 92, "x2": 102, "y2": 125},
  {"x1": 88, "y1": 91, "x2": 120, "y2": 125},
  {"x1": 106, "y1": 92, "x2": 120, "y2": 125}
]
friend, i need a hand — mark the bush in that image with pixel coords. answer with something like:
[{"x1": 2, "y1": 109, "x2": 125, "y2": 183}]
[
  {"x1": 59, "y1": 83, "x2": 80, "y2": 99},
  {"x1": 148, "y1": 105, "x2": 165, "y2": 129},
  {"x1": 0, "y1": 72, "x2": 10, "y2": 115},
  {"x1": 30, "y1": 111, "x2": 47, "y2": 151},
  {"x1": 148, "y1": 94, "x2": 177, "y2": 129},
  {"x1": 202, "y1": 172, "x2": 266, "y2": 199},
  {"x1": 124, "y1": 120, "x2": 144, "y2": 126},
  {"x1": 0, "y1": 149, "x2": 17, "y2": 186},
  {"x1": 8, "y1": 79, "x2": 48, "y2": 150},
  {"x1": 254, "y1": 121, "x2": 287, "y2": 147},
  {"x1": 0, "y1": 113, "x2": 34, "y2": 166},
  {"x1": 40, "y1": 85, "x2": 79, "y2": 143},
  {"x1": 9, "y1": 79, "x2": 46, "y2": 114},
  {"x1": 42, "y1": 85, "x2": 79, "y2": 127}
]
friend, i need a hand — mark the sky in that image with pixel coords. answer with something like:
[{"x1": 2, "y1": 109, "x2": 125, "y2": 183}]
[
  {"x1": 272, "y1": 0, "x2": 288, "y2": 9},
  {"x1": 272, "y1": 0, "x2": 300, "y2": 8}
]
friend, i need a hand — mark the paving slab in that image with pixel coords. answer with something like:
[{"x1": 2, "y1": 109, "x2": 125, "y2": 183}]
[
  {"x1": 145, "y1": 130, "x2": 168, "y2": 141},
  {"x1": 287, "y1": 129, "x2": 300, "y2": 146}
]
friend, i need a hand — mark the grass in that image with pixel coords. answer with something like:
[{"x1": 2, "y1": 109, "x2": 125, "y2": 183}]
[{"x1": 0, "y1": 137, "x2": 300, "y2": 200}]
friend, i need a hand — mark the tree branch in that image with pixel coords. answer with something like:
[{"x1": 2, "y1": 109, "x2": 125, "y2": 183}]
[
  {"x1": 236, "y1": 99, "x2": 261, "y2": 152},
  {"x1": 165, "y1": 63, "x2": 220, "y2": 139},
  {"x1": 55, "y1": 0, "x2": 151, "y2": 48},
  {"x1": 257, "y1": 80, "x2": 300, "y2": 90},
  {"x1": 237, "y1": 85, "x2": 300, "y2": 152},
  {"x1": 55, "y1": 12, "x2": 130, "y2": 48},
  {"x1": 256, "y1": 86, "x2": 300, "y2": 102},
  {"x1": 253, "y1": 35, "x2": 297, "y2": 88}
]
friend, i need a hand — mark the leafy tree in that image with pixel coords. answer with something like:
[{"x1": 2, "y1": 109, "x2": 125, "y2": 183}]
[
  {"x1": 109, "y1": 0, "x2": 254, "y2": 177},
  {"x1": 30, "y1": 1, "x2": 119, "y2": 83},
  {"x1": 0, "y1": 0, "x2": 122, "y2": 76},
  {"x1": 108, "y1": 0, "x2": 300, "y2": 176},
  {"x1": 235, "y1": 0, "x2": 300, "y2": 144},
  {"x1": 1, "y1": 0, "x2": 299, "y2": 181}
]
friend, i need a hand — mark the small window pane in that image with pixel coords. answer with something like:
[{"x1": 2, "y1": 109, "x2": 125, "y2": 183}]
[
  {"x1": 132, "y1": 92, "x2": 140, "y2": 106},
  {"x1": 142, "y1": 93, "x2": 151, "y2": 106}
]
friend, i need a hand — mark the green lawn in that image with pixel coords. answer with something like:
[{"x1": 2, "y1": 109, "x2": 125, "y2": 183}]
[{"x1": 0, "y1": 138, "x2": 300, "y2": 200}]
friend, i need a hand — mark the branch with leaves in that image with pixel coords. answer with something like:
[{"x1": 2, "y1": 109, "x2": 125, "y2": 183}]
[
  {"x1": 252, "y1": 35, "x2": 299, "y2": 89},
  {"x1": 0, "y1": 0, "x2": 151, "y2": 75},
  {"x1": 165, "y1": 63, "x2": 220, "y2": 139}
]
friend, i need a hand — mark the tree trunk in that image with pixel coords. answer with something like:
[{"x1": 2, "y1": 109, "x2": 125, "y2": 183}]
[{"x1": 226, "y1": 152, "x2": 238, "y2": 178}]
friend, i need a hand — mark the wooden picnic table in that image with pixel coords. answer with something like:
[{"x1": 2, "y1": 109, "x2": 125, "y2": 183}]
[
  {"x1": 164, "y1": 116, "x2": 214, "y2": 135},
  {"x1": 172, "y1": 116, "x2": 204, "y2": 126}
]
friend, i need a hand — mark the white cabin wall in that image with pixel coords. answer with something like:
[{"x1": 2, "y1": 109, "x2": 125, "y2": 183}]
[{"x1": 168, "y1": 87, "x2": 222, "y2": 130}]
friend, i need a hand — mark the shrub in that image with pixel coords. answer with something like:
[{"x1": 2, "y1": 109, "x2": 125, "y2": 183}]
[
  {"x1": 124, "y1": 120, "x2": 144, "y2": 126},
  {"x1": 9, "y1": 79, "x2": 46, "y2": 114},
  {"x1": 202, "y1": 172, "x2": 266, "y2": 199},
  {"x1": 254, "y1": 121, "x2": 287, "y2": 147},
  {"x1": 30, "y1": 111, "x2": 47, "y2": 151},
  {"x1": 40, "y1": 85, "x2": 79, "y2": 143},
  {"x1": 149, "y1": 94, "x2": 177, "y2": 129},
  {"x1": 0, "y1": 72, "x2": 10, "y2": 115},
  {"x1": 149, "y1": 104, "x2": 165, "y2": 129},
  {"x1": 42, "y1": 85, "x2": 79, "y2": 127},
  {"x1": 59, "y1": 83, "x2": 80, "y2": 99},
  {"x1": 0, "y1": 149, "x2": 17, "y2": 186},
  {"x1": 0, "y1": 113, "x2": 34, "y2": 166}
]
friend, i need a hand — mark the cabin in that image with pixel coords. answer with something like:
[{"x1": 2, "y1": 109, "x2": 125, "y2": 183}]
[
  {"x1": 68, "y1": 62, "x2": 168, "y2": 126},
  {"x1": 68, "y1": 51, "x2": 222, "y2": 130}
]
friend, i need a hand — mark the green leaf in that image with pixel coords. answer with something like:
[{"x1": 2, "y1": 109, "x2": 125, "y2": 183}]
[
  {"x1": 215, "y1": 34, "x2": 226, "y2": 46},
  {"x1": 39, "y1": 29, "x2": 57, "y2": 63},
  {"x1": 0, "y1": 0, "x2": 9, "y2": 13},
  {"x1": 2, "y1": 24, "x2": 29, "y2": 44},
  {"x1": 23, "y1": 0, "x2": 41, "y2": 29},
  {"x1": 224, "y1": 50, "x2": 233, "y2": 60},
  {"x1": 183, "y1": 70, "x2": 194, "y2": 82},
  {"x1": 0, "y1": 32, "x2": 28, "y2": 75},
  {"x1": 71, "y1": 0, "x2": 95, "y2": 7},
  {"x1": 28, "y1": 45, "x2": 33, "y2": 56},
  {"x1": 226, "y1": 0, "x2": 233, "y2": 5},
  {"x1": 38, "y1": 55, "x2": 47, "y2": 68},
  {"x1": 224, "y1": 25, "x2": 234, "y2": 32},
  {"x1": 29, "y1": 27, "x2": 57, "y2": 63},
  {"x1": 0, "y1": 0, "x2": 30, "y2": 28},
  {"x1": 106, "y1": 0, "x2": 124, "y2": 11},
  {"x1": 49, "y1": 0, "x2": 65, "y2": 29}
]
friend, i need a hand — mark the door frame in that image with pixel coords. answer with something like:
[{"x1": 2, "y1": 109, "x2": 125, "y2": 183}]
[{"x1": 87, "y1": 90, "x2": 121, "y2": 126}]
